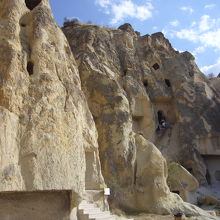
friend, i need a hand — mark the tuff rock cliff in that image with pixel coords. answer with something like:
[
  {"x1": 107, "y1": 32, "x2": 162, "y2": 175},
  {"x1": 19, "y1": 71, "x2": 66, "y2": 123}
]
[
  {"x1": 0, "y1": 0, "x2": 104, "y2": 194},
  {"x1": 63, "y1": 22, "x2": 220, "y2": 216},
  {"x1": 0, "y1": 0, "x2": 220, "y2": 219}
]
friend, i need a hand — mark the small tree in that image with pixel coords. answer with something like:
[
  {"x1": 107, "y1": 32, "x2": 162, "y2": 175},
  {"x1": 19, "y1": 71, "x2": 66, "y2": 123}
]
[{"x1": 63, "y1": 17, "x2": 80, "y2": 27}]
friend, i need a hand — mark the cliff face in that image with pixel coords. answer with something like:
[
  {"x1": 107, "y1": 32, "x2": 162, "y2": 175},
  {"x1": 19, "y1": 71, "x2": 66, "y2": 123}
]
[
  {"x1": 63, "y1": 22, "x2": 220, "y2": 215},
  {"x1": 1, "y1": 0, "x2": 220, "y2": 219},
  {"x1": 0, "y1": 0, "x2": 104, "y2": 194}
]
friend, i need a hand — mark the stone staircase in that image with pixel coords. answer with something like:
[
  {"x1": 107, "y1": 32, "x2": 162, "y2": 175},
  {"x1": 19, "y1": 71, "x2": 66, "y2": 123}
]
[{"x1": 78, "y1": 200, "x2": 115, "y2": 220}]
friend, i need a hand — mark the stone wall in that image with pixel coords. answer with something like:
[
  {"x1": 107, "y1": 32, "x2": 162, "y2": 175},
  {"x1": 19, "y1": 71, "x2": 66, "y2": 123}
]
[{"x1": 0, "y1": 191, "x2": 71, "y2": 220}]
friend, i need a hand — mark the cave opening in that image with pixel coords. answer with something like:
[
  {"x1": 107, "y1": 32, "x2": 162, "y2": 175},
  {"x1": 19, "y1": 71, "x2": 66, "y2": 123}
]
[
  {"x1": 123, "y1": 69, "x2": 127, "y2": 76},
  {"x1": 152, "y1": 63, "x2": 160, "y2": 70},
  {"x1": 143, "y1": 80, "x2": 148, "y2": 88},
  {"x1": 165, "y1": 79, "x2": 171, "y2": 87},
  {"x1": 189, "y1": 72, "x2": 194, "y2": 77},
  {"x1": 206, "y1": 169, "x2": 211, "y2": 185},
  {"x1": 172, "y1": 190, "x2": 180, "y2": 195},
  {"x1": 25, "y1": 0, "x2": 42, "y2": 10},
  {"x1": 157, "y1": 111, "x2": 166, "y2": 124},
  {"x1": 186, "y1": 167, "x2": 193, "y2": 173},
  {"x1": 27, "y1": 61, "x2": 34, "y2": 76}
]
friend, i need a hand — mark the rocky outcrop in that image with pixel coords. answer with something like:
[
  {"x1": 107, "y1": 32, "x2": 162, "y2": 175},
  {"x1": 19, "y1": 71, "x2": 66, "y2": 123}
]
[
  {"x1": 63, "y1": 22, "x2": 220, "y2": 185},
  {"x1": 63, "y1": 22, "x2": 220, "y2": 217},
  {"x1": 1, "y1": 0, "x2": 220, "y2": 219},
  {"x1": 0, "y1": 0, "x2": 104, "y2": 195},
  {"x1": 167, "y1": 162, "x2": 199, "y2": 202}
]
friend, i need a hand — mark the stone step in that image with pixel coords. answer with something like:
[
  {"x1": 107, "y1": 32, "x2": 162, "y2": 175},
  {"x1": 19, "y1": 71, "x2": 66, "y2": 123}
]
[
  {"x1": 79, "y1": 204, "x2": 97, "y2": 209},
  {"x1": 85, "y1": 210, "x2": 110, "y2": 215},
  {"x1": 78, "y1": 209, "x2": 110, "y2": 215},
  {"x1": 78, "y1": 207, "x2": 101, "y2": 212},
  {"x1": 90, "y1": 216, "x2": 115, "y2": 220},
  {"x1": 78, "y1": 201, "x2": 116, "y2": 220},
  {"x1": 88, "y1": 213, "x2": 112, "y2": 218}
]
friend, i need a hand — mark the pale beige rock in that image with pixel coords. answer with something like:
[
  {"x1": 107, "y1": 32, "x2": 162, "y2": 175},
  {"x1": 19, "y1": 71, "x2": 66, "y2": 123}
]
[
  {"x1": 167, "y1": 162, "x2": 199, "y2": 202},
  {"x1": 0, "y1": 0, "x2": 220, "y2": 219},
  {"x1": 0, "y1": 107, "x2": 24, "y2": 191},
  {"x1": 63, "y1": 22, "x2": 220, "y2": 217},
  {"x1": 0, "y1": 0, "x2": 104, "y2": 195}
]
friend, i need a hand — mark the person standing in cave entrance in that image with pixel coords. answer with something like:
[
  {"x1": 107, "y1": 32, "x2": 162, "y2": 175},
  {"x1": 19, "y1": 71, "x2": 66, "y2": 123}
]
[
  {"x1": 160, "y1": 119, "x2": 167, "y2": 129},
  {"x1": 156, "y1": 119, "x2": 168, "y2": 134}
]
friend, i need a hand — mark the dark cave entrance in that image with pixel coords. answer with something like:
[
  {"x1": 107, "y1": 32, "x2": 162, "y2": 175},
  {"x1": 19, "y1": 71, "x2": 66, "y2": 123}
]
[
  {"x1": 206, "y1": 169, "x2": 211, "y2": 185},
  {"x1": 27, "y1": 61, "x2": 34, "y2": 76},
  {"x1": 143, "y1": 80, "x2": 148, "y2": 90},
  {"x1": 152, "y1": 63, "x2": 160, "y2": 70},
  {"x1": 157, "y1": 110, "x2": 166, "y2": 124},
  {"x1": 172, "y1": 190, "x2": 180, "y2": 195},
  {"x1": 165, "y1": 79, "x2": 171, "y2": 87},
  {"x1": 25, "y1": 0, "x2": 42, "y2": 10}
]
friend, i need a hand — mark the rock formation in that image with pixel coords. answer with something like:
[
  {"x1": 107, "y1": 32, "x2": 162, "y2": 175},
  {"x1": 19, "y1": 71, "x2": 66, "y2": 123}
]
[
  {"x1": 0, "y1": 0, "x2": 103, "y2": 207},
  {"x1": 63, "y1": 22, "x2": 220, "y2": 218},
  {"x1": 0, "y1": 0, "x2": 220, "y2": 219}
]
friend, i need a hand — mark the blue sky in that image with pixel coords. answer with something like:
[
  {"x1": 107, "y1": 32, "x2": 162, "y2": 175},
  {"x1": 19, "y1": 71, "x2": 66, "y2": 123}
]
[{"x1": 50, "y1": 0, "x2": 220, "y2": 76}]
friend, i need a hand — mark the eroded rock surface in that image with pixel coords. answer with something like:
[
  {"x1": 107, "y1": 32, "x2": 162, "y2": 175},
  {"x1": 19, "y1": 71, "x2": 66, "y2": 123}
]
[
  {"x1": 63, "y1": 22, "x2": 220, "y2": 217},
  {"x1": 1, "y1": 0, "x2": 220, "y2": 219},
  {"x1": 0, "y1": 0, "x2": 104, "y2": 194}
]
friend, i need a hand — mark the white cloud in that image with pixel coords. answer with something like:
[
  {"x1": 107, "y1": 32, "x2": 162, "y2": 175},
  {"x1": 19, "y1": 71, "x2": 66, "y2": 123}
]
[
  {"x1": 201, "y1": 58, "x2": 220, "y2": 76},
  {"x1": 200, "y1": 29, "x2": 220, "y2": 49},
  {"x1": 193, "y1": 46, "x2": 206, "y2": 55},
  {"x1": 170, "y1": 15, "x2": 220, "y2": 50},
  {"x1": 96, "y1": 0, "x2": 153, "y2": 25},
  {"x1": 204, "y1": 4, "x2": 216, "y2": 9},
  {"x1": 199, "y1": 15, "x2": 214, "y2": 32},
  {"x1": 169, "y1": 20, "x2": 179, "y2": 27},
  {"x1": 176, "y1": 28, "x2": 198, "y2": 42},
  {"x1": 191, "y1": 21, "x2": 197, "y2": 27},
  {"x1": 180, "y1": 6, "x2": 194, "y2": 14},
  {"x1": 96, "y1": 0, "x2": 110, "y2": 8}
]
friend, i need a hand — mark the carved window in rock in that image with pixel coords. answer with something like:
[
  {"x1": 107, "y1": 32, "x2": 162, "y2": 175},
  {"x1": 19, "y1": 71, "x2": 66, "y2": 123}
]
[
  {"x1": 25, "y1": 0, "x2": 42, "y2": 10},
  {"x1": 206, "y1": 169, "x2": 211, "y2": 185},
  {"x1": 189, "y1": 72, "x2": 194, "y2": 77},
  {"x1": 186, "y1": 168, "x2": 193, "y2": 173},
  {"x1": 143, "y1": 80, "x2": 148, "y2": 90},
  {"x1": 165, "y1": 79, "x2": 171, "y2": 87},
  {"x1": 152, "y1": 63, "x2": 160, "y2": 70},
  {"x1": 27, "y1": 61, "x2": 34, "y2": 76},
  {"x1": 123, "y1": 69, "x2": 128, "y2": 76},
  {"x1": 157, "y1": 111, "x2": 166, "y2": 124},
  {"x1": 172, "y1": 190, "x2": 180, "y2": 195}
]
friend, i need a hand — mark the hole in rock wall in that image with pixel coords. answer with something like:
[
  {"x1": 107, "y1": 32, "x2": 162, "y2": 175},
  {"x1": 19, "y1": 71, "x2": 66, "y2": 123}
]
[
  {"x1": 189, "y1": 72, "x2": 194, "y2": 77},
  {"x1": 143, "y1": 80, "x2": 148, "y2": 88},
  {"x1": 27, "y1": 61, "x2": 34, "y2": 75},
  {"x1": 157, "y1": 110, "x2": 166, "y2": 124},
  {"x1": 186, "y1": 168, "x2": 193, "y2": 173},
  {"x1": 152, "y1": 63, "x2": 160, "y2": 70},
  {"x1": 206, "y1": 169, "x2": 211, "y2": 185},
  {"x1": 165, "y1": 79, "x2": 171, "y2": 87},
  {"x1": 25, "y1": 0, "x2": 42, "y2": 10},
  {"x1": 172, "y1": 190, "x2": 180, "y2": 195},
  {"x1": 203, "y1": 155, "x2": 220, "y2": 185},
  {"x1": 123, "y1": 69, "x2": 127, "y2": 76}
]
